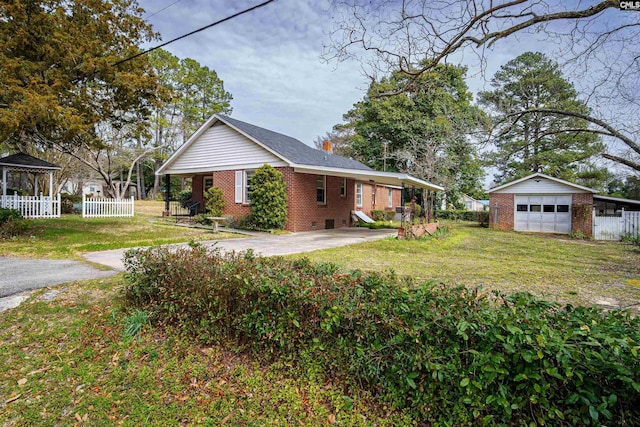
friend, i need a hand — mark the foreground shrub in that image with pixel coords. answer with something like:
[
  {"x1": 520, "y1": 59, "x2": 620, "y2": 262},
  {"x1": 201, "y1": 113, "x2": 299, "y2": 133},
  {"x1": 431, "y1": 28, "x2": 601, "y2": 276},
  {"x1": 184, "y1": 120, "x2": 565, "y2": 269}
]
[
  {"x1": 0, "y1": 208, "x2": 27, "y2": 238},
  {"x1": 124, "y1": 246, "x2": 640, "y2": 426}
]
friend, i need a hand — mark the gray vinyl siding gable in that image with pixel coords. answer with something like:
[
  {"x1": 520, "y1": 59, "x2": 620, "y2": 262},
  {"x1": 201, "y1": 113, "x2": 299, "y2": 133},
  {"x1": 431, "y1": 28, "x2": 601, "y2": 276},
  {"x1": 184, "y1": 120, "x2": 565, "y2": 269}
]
[
  {"x1": 166, "y1": 123, "x2": 287, "y2": 173},
  {"x1": 491, "y1": 178, "x2": 587, "y2": 194}
]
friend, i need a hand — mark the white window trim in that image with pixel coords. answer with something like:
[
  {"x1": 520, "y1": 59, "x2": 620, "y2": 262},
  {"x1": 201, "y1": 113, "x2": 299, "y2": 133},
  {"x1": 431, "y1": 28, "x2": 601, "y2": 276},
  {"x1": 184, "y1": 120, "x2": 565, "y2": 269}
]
[
  {"x1": 340, "y1": 178, "x2": 346, "y2": 198},
  {"x1": 388, "y1": 188, "x2": 393, "y2": 207},
  {"x1": 317, "y1": 175, "x2": 327, "y2": 205},
  {"x1": 244, "y1": 170, "x2": 255, "y2": 204},
  {"x1": 356, "y1": 183, "x2": 363, "y2": 207}
]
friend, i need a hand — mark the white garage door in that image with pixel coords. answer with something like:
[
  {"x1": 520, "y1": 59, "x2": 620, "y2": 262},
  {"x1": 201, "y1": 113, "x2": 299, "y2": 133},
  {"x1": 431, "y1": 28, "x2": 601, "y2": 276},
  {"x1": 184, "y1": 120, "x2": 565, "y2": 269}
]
[{"x1": 514, "y1": 195, "x2": 572, "y2": 233}]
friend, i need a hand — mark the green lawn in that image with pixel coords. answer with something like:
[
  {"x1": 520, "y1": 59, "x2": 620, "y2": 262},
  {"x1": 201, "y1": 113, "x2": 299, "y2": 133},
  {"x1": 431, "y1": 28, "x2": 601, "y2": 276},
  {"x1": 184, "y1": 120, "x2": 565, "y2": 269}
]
[
  {"x1": 0, "y1": 201, "x2": 237, "y2": 260},
  {"x1": 0, "y1": 278, "x2": 411, "y2": 426},
  {"x1": 290, "y1": 222, "x2": 640, "y2": 309},
  {"x1": 1, "y1": 219, "x2": 639, "y2": 426}
]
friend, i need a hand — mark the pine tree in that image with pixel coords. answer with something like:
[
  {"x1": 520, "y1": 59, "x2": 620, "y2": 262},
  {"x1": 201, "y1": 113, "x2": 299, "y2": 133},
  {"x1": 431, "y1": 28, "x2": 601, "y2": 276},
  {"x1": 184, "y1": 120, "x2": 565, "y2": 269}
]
[{"x1": 479, "y1": 52, "x2": 606, "y2": 185}]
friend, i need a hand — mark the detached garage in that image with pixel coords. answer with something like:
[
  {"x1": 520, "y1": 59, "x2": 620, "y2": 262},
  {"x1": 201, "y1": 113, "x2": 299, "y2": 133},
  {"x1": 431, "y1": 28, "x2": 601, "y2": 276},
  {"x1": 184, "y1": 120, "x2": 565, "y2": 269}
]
[{"x1": 487, "y1": 173, "x2": 597, "y2": 236}]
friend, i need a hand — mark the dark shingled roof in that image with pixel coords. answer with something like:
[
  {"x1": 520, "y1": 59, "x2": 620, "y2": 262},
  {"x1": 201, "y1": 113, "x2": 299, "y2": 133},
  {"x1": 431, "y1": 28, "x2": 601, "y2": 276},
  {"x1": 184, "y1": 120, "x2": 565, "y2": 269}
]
[
  {"x1": 0, "y1": 153, "x2": 61, "y2": 169},
  {"x1": 217, "y1": 114, "x2": 372, "y2": 171}
]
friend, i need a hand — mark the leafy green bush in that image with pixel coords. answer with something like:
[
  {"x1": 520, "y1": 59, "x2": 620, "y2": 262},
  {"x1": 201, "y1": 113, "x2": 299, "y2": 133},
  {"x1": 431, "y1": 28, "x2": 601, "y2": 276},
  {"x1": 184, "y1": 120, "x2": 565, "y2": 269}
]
[
  {"x1": 178, "y1": 190, "x2": 192, "y2": 207},
  {"x1": 621, "y1": 232, "x2": 640, "y2": 246},
  {"x1": 0, "y1": 208, "x2": 22, "y2": 223},
  {"x1": 404, "y1": 202, "x2": 422, "y2": 217},
  {"x1": 124, "y1": 247, "x2": 640, "y2": 426},
  {"x1": 371, "y1": 209, "x2": 396, "y2": 221},
  {"x1": 363, "y1": 221, "x2": 398, "y2": 229},
  {"x1": 249, "y1": 164, "x2": 288, "y2": 230},
  {"x1": 0, "y1": 208, "x2": 27, "y2": 238},
  {"x1": 204, "y1": 186, "x2": 225, "y2": 217}
]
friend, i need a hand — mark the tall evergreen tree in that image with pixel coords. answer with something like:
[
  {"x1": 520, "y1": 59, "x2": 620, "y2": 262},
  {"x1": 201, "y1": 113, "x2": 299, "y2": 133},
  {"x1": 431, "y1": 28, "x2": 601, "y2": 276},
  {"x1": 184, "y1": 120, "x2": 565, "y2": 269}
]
[
  {"x1": 0, "y1": 0, "x2": 159, "y2": 151},
  {"x1": 338, "y1": 63, "x2": 488, "y2": 201},
  {"x1": 479, "y1": 52, "x2": 606, "y2": 185}
]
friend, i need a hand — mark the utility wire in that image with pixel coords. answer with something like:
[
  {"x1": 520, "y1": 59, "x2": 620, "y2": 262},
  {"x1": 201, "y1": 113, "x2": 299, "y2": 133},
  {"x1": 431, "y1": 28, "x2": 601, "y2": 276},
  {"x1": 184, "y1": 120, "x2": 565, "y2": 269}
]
[
  {"x1": 143, "y1": 0, "x2": 184, "y2": 20},
  {"x1": 113, "y1": 0, "x2": 276, "y2": 68}
]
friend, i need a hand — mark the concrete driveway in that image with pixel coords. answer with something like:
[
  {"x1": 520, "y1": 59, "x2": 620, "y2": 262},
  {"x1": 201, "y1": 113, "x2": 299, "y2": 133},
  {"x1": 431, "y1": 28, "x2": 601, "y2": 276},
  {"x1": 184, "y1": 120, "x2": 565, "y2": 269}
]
[
  {"x1": 83, "y1": 227, "x2": 397, "y2": 271},
  {"x1": 0, "y1": 228, "x2": 396, "y2": 311}
]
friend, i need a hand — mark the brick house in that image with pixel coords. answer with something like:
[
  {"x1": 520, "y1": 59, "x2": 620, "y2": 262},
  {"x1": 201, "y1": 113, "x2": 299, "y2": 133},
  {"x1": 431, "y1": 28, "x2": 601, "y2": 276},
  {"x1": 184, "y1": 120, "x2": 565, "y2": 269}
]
[
  {"x1": 157, "y1": 114, "x2": 442, "y2": 232},
  {"x1": 487, "y1": 173, "x2": 598, "y2": 236}
]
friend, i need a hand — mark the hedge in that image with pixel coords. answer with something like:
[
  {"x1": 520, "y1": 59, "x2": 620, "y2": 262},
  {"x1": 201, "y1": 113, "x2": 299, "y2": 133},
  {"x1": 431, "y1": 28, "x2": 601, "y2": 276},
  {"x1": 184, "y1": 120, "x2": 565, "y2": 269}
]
[
  {"x1": 124, "y1": 246, "x2": 640, "y2": 426},
  {"x1": 437, "y1": 209, "x2": 489, "y2": 226},
  {"x1": 371, "y1": 209, "x2": 396, "y2": 221}
]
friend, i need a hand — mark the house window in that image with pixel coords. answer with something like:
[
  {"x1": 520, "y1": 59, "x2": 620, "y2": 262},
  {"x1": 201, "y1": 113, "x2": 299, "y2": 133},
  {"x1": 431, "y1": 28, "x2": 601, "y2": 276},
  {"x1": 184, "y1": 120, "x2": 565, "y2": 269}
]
[
  {"x1": 89, "y1": 186, "x2": 96, "y2": 193},
  {"x1": 356, "y1": 183, "x2": 363, "y2": 207},
  {"x1": 316, "y1": 175, "x2": 326, "y2": 204},
  {"x1": 557, "y1": 205, "x2": 569, "y2": 213},
  {"x1": 340, "y1": 178, "x2": 346, "y2": 198},
  {"x1": 465, "y1": 201, "x2": 473, "y2": 210},
  {"x1": 388, "y1": 188, "x2": 393, "y2": 207},
  {"x1": 203, "y1": 177, "x2": 213, "y2": 195},
  {"x1": 244, "y1": 170, "x2": 255, "y2": 204},
  {"x1": 516, "y1": 204, "x2": 528, "y2": 212}
]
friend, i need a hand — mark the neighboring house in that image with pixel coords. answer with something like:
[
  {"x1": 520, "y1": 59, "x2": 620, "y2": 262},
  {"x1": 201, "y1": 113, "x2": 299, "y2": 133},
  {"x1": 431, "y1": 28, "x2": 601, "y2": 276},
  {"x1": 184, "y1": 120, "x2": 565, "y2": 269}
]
[
  {"x1": 487, "y1": 173, "x2": 597, "y2": 236},
  {"x1": 462, "y1": 194, "x2": 487, "y2": 211},
  {"x1": 60, "y1": 178, "x2": 105, "y2": 197},
  {"x1": 157, "y1": 114, "x2": 443, "y2": 232}
]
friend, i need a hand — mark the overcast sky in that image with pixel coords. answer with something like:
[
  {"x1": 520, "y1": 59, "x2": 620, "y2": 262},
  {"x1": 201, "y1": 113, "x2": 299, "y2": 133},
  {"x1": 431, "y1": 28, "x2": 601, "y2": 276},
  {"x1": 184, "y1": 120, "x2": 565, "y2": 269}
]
[
  {"x1": 137, "y1": 0, "x2": 368, "y2": 145},
  {"x1": 137, "y1": 0, "x2": 634, "y2": 184}
]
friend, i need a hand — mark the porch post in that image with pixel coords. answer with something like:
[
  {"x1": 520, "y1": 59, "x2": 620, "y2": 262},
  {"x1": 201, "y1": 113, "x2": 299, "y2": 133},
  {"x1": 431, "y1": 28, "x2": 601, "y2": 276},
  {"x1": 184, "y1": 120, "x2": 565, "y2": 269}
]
[
  {"x1": 2, "y1": 167, "x2": 6, "y2": 197},
  {"x1": 34, "y1": 173, "x2": 38, "y2": 196},
  {"x1": 164, "y1": 174, "x2": 171, "y2": 214}
]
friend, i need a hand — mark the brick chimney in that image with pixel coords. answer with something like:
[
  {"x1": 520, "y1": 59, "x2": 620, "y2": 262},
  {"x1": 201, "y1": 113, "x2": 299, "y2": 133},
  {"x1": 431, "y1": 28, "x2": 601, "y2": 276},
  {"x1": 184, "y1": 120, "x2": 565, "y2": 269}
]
[{"x1": 322, "y1": 140, "x2": 332, "y2": 153}]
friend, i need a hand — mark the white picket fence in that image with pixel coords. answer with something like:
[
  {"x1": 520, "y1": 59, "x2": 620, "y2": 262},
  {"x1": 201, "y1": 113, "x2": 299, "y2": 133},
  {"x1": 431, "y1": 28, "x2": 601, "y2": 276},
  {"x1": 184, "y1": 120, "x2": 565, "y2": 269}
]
[
  {"x1": 82, "y1": 195, "x2": 135, "y2": 218},
  {"x1": 593, "y1": 209, "x2": 640, "y2": 240},
  {"x1": 0, "y1": 193, "x2": 61, "y2": 219}
]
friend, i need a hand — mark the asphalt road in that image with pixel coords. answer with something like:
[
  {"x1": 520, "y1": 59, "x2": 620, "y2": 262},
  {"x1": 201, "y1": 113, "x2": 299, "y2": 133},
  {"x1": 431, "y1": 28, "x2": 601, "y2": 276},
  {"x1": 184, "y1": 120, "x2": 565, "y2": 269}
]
[{"x1": 0, "y1": 257, "x2": 116, "y2": 298}]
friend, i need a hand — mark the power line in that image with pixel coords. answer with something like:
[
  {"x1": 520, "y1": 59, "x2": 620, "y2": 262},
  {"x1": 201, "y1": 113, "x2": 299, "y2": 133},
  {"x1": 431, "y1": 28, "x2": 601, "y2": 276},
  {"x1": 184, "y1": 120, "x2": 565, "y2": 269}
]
[
  {"x1": 113, "y1": 0, "x2": 276, "y2": 68},
  {"x1": 143, "y1": 0, "x2": 184, "y2": 20}
]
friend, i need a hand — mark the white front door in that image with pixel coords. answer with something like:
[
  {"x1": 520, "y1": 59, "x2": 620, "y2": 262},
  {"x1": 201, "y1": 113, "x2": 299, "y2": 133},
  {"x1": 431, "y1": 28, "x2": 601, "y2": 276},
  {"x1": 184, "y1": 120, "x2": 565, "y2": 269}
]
[{"x1": 514, "y1": 195, "x2": 572, "y2": 233}]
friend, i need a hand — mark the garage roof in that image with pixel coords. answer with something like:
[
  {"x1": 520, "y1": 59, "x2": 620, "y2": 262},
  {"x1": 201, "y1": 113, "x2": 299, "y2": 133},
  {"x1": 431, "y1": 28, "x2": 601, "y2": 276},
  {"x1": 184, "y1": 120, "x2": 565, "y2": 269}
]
[{"x1": 487, "y1": 173, "x2": 598, "y2": 194}]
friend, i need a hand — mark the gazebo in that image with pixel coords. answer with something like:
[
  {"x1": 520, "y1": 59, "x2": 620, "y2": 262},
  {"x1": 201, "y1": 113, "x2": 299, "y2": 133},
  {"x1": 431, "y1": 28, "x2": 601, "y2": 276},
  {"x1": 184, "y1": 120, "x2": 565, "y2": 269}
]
[{"x1": 0, "y1": 153, "x2": 62, "y2": 218}]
